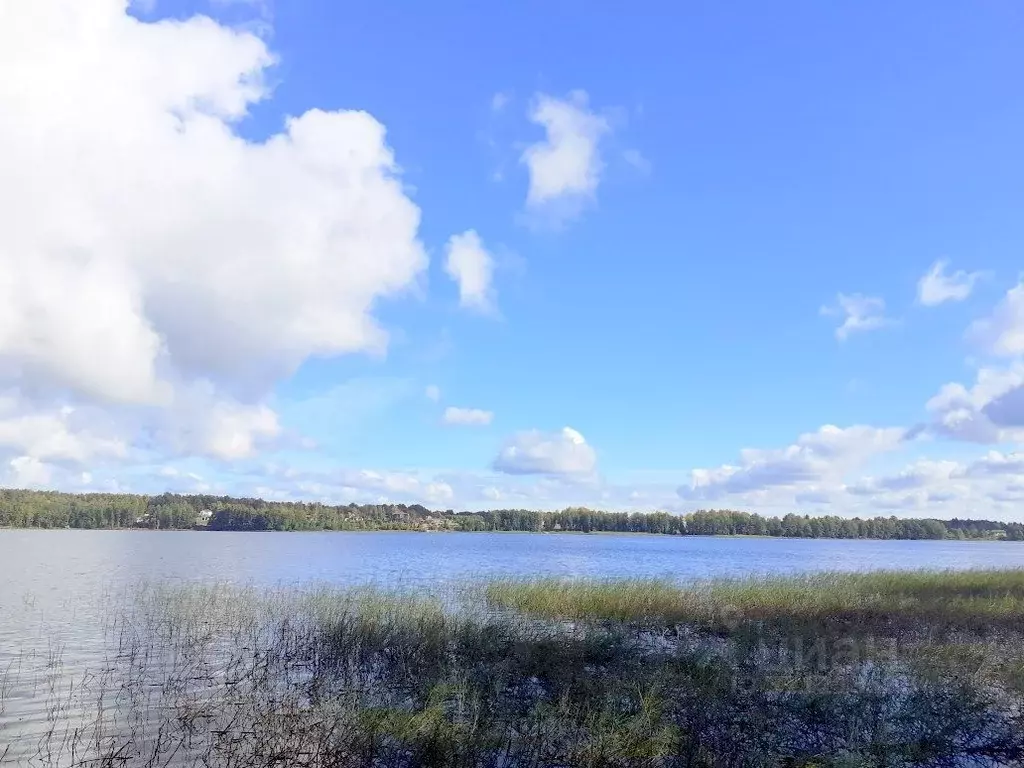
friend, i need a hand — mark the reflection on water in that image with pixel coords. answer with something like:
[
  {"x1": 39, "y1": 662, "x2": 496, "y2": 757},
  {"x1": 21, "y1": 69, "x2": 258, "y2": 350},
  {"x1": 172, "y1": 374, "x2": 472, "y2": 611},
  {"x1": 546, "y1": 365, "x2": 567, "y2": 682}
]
[{"x1": 1, "y1": 530, "x2": 1023, "y2": 762}]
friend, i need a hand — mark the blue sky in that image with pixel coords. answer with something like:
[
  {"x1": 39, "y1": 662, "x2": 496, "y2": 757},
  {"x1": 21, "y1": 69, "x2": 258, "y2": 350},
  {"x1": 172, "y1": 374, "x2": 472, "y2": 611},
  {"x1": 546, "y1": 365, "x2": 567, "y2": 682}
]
[{"x1": 2, "y1": 0, "x2": 1024, "y2": 518}]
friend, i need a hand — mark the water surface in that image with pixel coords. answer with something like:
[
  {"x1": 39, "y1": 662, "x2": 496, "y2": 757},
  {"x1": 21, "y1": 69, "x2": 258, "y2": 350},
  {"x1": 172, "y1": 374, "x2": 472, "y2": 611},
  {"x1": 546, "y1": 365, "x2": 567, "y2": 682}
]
[{"x1": 4, "y1": 529, "x2": 1024, "y2": 618}]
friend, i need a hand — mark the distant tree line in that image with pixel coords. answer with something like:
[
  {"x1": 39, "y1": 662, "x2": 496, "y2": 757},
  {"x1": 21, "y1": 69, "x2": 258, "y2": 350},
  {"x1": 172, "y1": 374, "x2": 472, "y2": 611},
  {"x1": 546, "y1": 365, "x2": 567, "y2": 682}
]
[
  {"x1": 451, "y1": 508, "x2": 1024, "y2": 540},
  {"x1": 0, "y1": 488, "x2": 1021, "y2": 540}
]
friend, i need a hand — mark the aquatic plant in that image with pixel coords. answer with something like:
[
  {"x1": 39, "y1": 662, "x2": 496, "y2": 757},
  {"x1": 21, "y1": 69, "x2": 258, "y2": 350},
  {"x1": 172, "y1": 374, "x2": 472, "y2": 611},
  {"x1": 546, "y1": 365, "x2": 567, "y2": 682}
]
[
  {"x1": 485, "y1": 568, "x2": 1024, "y2": 633},
  {"x1": 4, "y1": 570, "x2": 1024, "y2": 766}
]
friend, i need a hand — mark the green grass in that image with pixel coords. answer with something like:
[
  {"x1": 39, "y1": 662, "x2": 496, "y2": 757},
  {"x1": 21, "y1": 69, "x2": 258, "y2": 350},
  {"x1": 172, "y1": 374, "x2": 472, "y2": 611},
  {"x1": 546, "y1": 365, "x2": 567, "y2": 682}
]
[{"x1": 485, "y1": 568, "x2": 1024, "y2": 633}]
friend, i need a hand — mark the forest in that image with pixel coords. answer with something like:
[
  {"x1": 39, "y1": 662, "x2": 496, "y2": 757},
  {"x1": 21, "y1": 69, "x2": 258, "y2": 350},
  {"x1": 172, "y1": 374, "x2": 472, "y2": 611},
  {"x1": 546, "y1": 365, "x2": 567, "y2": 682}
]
[{"x1": 0, "y1": 487, "x2": 1021, "y2": 540}]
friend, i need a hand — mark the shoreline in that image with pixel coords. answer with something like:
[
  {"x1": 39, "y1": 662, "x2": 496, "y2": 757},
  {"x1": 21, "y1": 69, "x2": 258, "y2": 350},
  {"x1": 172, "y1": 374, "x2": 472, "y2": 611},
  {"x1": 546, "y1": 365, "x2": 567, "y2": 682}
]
[{"x1": 0, "y1": 526, "x2": 1012, "y2": 542}]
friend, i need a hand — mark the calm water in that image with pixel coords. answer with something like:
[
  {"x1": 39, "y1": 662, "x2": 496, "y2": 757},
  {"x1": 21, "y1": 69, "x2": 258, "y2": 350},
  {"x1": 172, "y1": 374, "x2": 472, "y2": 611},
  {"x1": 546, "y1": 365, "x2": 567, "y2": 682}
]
[
  {"x1": 2, "y1": 530, "x2": 1023, "y2": 761},
  {"x1": 5, "y1": 530, "x2": 1024, "y2": 636}
]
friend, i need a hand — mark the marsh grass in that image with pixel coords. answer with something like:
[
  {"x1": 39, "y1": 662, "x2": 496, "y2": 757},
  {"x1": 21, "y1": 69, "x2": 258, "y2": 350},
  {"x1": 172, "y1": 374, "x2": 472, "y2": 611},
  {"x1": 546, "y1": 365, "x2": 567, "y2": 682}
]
[
  {"x1": 6, "y1": 570, "x2": 1024, "y2": 767},
  {"x1": 484, "y1": 569, "x2": 1024, "y2": 634}
]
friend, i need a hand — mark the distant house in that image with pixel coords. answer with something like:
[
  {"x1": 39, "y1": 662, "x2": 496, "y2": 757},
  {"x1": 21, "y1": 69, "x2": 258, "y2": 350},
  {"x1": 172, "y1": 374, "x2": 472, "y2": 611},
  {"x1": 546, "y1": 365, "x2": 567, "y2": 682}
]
[{"x1": 195, "y1": 509, "x2": 214, "y2": 526}]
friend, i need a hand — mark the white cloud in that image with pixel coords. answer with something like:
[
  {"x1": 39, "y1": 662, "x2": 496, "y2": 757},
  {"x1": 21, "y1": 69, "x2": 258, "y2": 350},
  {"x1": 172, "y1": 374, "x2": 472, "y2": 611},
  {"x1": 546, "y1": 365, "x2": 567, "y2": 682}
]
[
  {"x1": 294, "y1": 450, "x2": 1024, "y2": 517},
  {"x1": 622, "y1": 148, "x2": 651, "y2": 175},
  {"x1": 154, "y1": 465, "x2": 210, "y2": 492},
  {"x1": 679, "y1": 424, "x2": 907, "y2": 500},
  {"x1": 925, "y1": 363, "x2": 1024, "y2": 443},
  {"x1": 820, "y1": 294, "x2": 890, "y2": 340},
  {"x1": 917, "y1": 259, "x2": 982, "y2": 306},
  {"x1": 443, "y1": 407, "x2": 494, "y2": 426},
  {"x1": 493, "y1": 427, "x2": 597, "y2": 476},
  {"x1": 7, "y1": 456, "x2": 54, "y2": 488},
  {"x1": 926, "y1": 283, "x2": 1024, "y2": 443},
  {"x1": 0, "y1": 0, "x2": 426, "y2": 463},
  {"x1": 521, "y1": 91, "x2": 609, "y2": 222},
  {"x1": 0, "y1": 397, "x2": 127, "y2": 464},
  {"x1": 243, "y1": 463, "x2": 609, "y2": 510},
  {"x1": 964, "y1": 450, "x2": 1024, "y2": 477},
  {"x1": 847, "y1": 460, "x2": 961, "y2": 496},
  {"x1": 186, "y1": 398, "x2": 280, "y2": 461},
  {"x1": 425, "y1": 385, "x2": 441, "y2": 402},
  {"x1": 794, "y1": 489, "x2": 835, "y2": 505},
  {"x1": 34, "y1": 438, "x2": 1020, "y2": 517},
  {"x1": 345, "y1": 470, "x2": 454, "y2": 504},
  {"x1": 491, "y1": 92, "x2": 510, "y2": 113},
  {"x1": 319, "y1": 469, "x2": 454, "y2": 505},
  {"x1": 423, "y1": 483, "x2": 455, "y2": 504},
  {"x1": 839, "y1": 453, "x2": 1024, "y2": 518},
  {"x1": 968, "y1": 280, "x2": 1024, "y2": 357},
  {"x1": 210, "y1": 0, "x2": 274, "y2": 30},
  {"x1": 982, "y1": 384, "x2": 1024, "y2": 429},
  {"x1": 444, "y1": 230, "x2": 496, "y2": 313}
]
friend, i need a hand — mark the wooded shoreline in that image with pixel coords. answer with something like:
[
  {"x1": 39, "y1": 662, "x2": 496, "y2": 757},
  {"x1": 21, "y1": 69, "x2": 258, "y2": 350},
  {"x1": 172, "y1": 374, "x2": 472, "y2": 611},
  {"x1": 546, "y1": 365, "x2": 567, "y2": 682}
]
[{"x1": 2, "y1": 488, "x2": 1021, "y2": 540}]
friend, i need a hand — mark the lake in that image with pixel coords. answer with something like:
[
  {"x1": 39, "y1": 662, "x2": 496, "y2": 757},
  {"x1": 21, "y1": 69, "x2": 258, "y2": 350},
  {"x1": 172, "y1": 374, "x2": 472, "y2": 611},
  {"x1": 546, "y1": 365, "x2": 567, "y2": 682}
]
[{"x1": 2, "y1": 530, "x2": 1023, "y2": 762}]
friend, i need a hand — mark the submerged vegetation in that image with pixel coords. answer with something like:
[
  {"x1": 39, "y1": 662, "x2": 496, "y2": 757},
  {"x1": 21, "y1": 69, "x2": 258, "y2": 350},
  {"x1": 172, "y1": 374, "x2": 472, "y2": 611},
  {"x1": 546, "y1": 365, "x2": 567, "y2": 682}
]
[
  {"x1": 6, "y1": 569, "x2": 1024, "y2": 766},
  {"x1": 1, "y1": 488, "x2": 1022, "y2": 540}
]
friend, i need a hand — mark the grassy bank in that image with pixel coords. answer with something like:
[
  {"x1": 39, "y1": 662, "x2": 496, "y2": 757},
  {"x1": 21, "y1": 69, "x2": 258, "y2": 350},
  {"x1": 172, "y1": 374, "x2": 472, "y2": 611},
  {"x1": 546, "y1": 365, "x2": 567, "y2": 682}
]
[{"x1": 6, "y1": 570, "x2": 1024, "y2": 766}]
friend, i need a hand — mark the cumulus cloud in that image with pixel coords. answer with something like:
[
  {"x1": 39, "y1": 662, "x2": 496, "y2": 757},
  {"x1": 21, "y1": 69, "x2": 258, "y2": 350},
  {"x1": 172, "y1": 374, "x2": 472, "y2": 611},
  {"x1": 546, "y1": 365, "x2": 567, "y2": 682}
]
[
  {"x1": 846, "y1": 460, "x2": 961, "y2": 496},
  {"x1": 839, "y1": 453, "x2": 1024, "y2": 517},
  {"x1": 820, "y1": 294, "x2": 890, "y2": 340},
  {"x1": 983, "y1": 385, "x2": 1024, "y2": 428},
  {"x1": 301, "y1": 448, "x2": 1024, "y2": 517},
  {"x1": 964, "y1": 450, "x2": 1024, "y2": 477},
  {"x1": 0, "y1": 397, "x2": 127, "y2": 464},
  {"x1": 337, "y1": 470, "x2": 454, "y2": 504},
  {"x1": 925, "y1": 363, "x2": 1024, "y2": 443},
  {"x1": 444, "y1": 230, "x2": 496, "y2": 313},
  {"x1": 521, "y1": 91, "x2": 609, "y2": 223},
  {"x1": 493, "y1": 427, "x2": 597, "y2": 476},
  {"x1": 6, "y1": 456, "x2": 54, "y2": 488},
  {"x1": 155, "y1": 465, "x2": 212, "y2": 493},
  {"x1": 926, "y1": 282, "x2": 1024, "y2": 443},
  {"x1": 794, "y1": 489, "x2": 835, "y2": 505},
  {"x1": 443, "y1": 407, "x2": 494, "y2": 427},
  {"x1": 172, "y1": 392, "x2": 281, "y2": 461},
  {"x1": 917, "y1": 259, "x2": 982, "y2": 306},
  {"x1": 679, "y1": 425, "x2": 907, "y2": 500},
  {"x1": 265, "y1": 466, "x2": 454, "y2": 506},
  {"x1": 968, "y1": 280, "x2": 1024, "y2": 357},
  {"x1": 0, "y1": 0, "x2": 426, "y2": 465}
]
